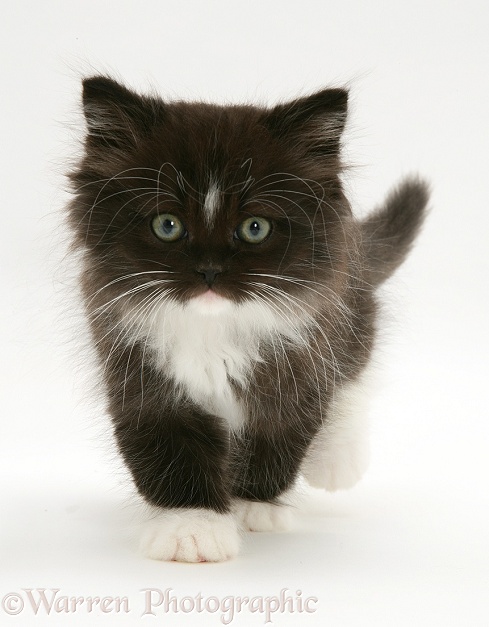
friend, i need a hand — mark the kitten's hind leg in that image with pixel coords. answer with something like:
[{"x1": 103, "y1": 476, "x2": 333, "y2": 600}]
[
  {"x1": 232, "y1": 424, "x2": 311, "y2": 532},
  {"x1": 234, "y1": 498, "x2": 293, "y2": 532},
  {"x1": 301, "y1": 371, "x2": 371, "y2": 491}
]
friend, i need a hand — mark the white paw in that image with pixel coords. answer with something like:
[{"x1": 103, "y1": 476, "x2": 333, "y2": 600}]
[
  {"x1": 234, "y1": 501, "x2": 293, "y2": 532},
  {"x1": 141, "y1": 508, "x2": 240, "y2": 563},
  {"x1": 302, "y1": 371, "x2": 372, "y2": 491},
  {"x1": 301, "y1": 437, "x2": 370, "y2": 491}
]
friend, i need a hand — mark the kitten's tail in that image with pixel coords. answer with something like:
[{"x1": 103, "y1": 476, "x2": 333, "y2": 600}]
[{"x1": 360, "y1": 177, "x2": 430, "y2": 287}]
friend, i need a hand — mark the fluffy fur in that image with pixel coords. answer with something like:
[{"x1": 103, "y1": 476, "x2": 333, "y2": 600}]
[{"x1": 67, "y1": 76, "x2": 428, "y2": 562}]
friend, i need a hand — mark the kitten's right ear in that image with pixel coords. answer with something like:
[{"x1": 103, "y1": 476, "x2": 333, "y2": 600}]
[{"x1": 82, "y1": 76, "x2": 163, "y2": 151}]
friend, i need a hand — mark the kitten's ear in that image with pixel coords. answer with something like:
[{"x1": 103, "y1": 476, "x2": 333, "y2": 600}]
[
  {"x1": 264, "y1": 88, "x2": 348, "y2": 156},
  {"x1": 82, "y1": 76, "x2": 163, "y2": 151}
]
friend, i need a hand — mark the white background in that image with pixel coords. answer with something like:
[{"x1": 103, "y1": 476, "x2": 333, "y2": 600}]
[{"x1": 2, "y1": 1, "x2": 488, "y2": 625}]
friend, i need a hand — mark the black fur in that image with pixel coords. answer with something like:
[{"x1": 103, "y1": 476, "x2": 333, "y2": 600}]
[
  {"x1": 67, "y1": 76, "x2": 428, "y2": 522},
  {"x1": 361, "y1": 178, "x2": 429, "y2": 286}
]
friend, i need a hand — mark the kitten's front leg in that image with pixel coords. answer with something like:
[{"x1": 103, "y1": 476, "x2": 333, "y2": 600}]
[
  {"x1": 300, "y1": 371, "x2": 371, "y2": 491},
  {"x1": 112, "y1": 404, "x2": 240, "y2": 562},
  {"x1": 141, "y1": 507, "x2": 240, "y2": 563}
]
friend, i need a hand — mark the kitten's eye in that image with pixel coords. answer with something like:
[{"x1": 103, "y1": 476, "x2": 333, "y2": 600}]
[
  {"x1": 151, "y1": 214, "x2": 186, "y2": 242},
  {"x1": 235, "y1": 217, "x2": 272, "y2": 244}
]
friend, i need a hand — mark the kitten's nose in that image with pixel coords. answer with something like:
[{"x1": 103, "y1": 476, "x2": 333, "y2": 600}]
[{"x1": 196, "y1": 266, "x2": 222, "y2": 287}]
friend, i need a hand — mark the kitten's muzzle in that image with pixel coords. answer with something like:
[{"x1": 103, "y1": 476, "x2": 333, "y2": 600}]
[{"x1": 196, "y1": 265, "x2": 223, "y2": 287}]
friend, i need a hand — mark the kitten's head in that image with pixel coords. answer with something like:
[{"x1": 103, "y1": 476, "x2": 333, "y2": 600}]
[{"x1": 69, "y1": 77, "x2": 354, "y2": 319}]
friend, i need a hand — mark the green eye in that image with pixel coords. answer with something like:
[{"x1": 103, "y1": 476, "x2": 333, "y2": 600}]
[
  {"x1": 236, "y1": 217, "x2": 272, "y2": 244},
  {"x1": 151, "y1": 214, "x2": 186, "y2": 242}
]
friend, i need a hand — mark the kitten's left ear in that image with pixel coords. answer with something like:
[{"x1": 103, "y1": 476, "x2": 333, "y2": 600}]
[
  {"x1": 264, "y1": 88, "x2": 348, "y2": 157},
  {"x1": 82, "y1": 76, "x2": 163, "y2": 151}
]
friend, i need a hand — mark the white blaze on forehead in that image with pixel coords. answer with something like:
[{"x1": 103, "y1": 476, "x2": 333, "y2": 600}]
[{"x1": 203, "y1": 182, "x2": 220, "y2": 226}]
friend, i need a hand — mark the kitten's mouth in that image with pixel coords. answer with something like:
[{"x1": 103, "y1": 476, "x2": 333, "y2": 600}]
[
  {"x1": 195, "y1": 289, "x2": 222, "y2": 303},
  {"x1": 187, "y1": 288, "x2": 232, "y2": 315}
]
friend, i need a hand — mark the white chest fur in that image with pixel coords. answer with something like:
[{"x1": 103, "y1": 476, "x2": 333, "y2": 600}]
[
  {"x1": 124, "y1": 295, "x2": 310, "y2": 430},
  {"x1": 164, "y1": 309, "x2": 249, "y2": 429}
]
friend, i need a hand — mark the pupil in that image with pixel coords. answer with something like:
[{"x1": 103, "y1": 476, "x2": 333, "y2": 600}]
[
  {"x1": 250, "y1": 221, "x2": 260, "y2": 236},
  {"x1": 163, "y1": 219, "x2": 174, "y2": 233}
]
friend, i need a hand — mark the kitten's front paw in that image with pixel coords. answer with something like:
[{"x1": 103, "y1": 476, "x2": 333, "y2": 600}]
[
  {"x1": 301, "y1": 387, "x2": 371, "y2": 492},
  {"x1": 141, "y1": 508, "x2": 240, "y2": 563},
  {"x1": 235, "y1": 500, "x2": 293, "y2": 532},
  {"x1": 301, "y1": 435, "x2": 370, "y2": 491}
]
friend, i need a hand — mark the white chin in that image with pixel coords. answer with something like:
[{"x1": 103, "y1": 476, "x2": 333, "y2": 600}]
[{"x1": 187, "y1": 291, "x2": 233, "y2": 315}]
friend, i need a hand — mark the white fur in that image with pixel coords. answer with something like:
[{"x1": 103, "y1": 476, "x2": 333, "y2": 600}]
[
  {"x1": 126, "y1": 296, "x2": 310, "y2": 429},
  {"x1": 203, "y1": 182, "x2": 220, "y2": 227},
  {"x1": 301, "y1": 365, "x2": 374, "y2": 490},
  {"x1": 234, "y1": 500, "x2": 293, "y2": 532},
  {"x1": 141, "y1": 508, "x2": 240, "y2": 562}
]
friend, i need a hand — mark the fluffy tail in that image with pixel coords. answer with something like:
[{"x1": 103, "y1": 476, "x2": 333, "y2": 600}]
[{"x1": 361, "y1": 177, "x2": 430, "y2": 287}]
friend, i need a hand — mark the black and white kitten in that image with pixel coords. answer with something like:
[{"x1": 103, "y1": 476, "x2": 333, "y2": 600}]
[{"x1": 68, "y1": 76, "x2": 428, "y2": 562}]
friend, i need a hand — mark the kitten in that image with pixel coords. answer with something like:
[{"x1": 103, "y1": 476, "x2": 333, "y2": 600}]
[{"x1": 68, "y1": 76, "x2": 428, "y2": 562}]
